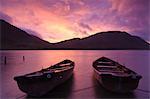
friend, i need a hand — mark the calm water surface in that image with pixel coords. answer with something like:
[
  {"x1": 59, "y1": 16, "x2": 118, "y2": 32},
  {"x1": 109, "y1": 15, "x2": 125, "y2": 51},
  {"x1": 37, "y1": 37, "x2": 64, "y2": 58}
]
[{"x1": 0, "y1": 50, "x2": 150, "y2": 99}]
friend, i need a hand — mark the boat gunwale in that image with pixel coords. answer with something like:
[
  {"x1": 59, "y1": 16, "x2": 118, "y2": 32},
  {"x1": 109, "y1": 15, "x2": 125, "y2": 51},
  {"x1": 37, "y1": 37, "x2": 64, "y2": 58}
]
[
  {"x1": 93, "y1": 57, "x2": 142, "y2": 79},
  {"x1": 14, "y1": 59, "x2": 75, "y2": 80}
]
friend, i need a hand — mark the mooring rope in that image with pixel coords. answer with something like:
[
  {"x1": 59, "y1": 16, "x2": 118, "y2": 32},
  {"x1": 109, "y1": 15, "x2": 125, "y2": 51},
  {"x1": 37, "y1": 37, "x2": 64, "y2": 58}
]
[
  {"x1": 136, "y1": 88, "x2": 150, "y2": 93},
  {"x1": 16, "y1": 94, "x2": 26, "y2": 99},
  {"x1": 72, "y1": 85, "x2": 95, "y2": 93}
]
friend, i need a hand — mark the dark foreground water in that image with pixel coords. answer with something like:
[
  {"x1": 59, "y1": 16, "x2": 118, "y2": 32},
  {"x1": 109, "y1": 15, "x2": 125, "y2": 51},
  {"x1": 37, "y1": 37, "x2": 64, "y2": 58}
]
[{"x1": 0, "y1": 50, "x2": 150, "y2": 99}]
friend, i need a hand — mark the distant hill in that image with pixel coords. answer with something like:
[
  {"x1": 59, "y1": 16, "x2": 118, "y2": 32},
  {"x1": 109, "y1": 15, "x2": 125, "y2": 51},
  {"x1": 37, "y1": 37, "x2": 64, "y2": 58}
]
[
  {"x1": 53, "y1": 31, "x2": 150, "y2": 50},
  {"x1": 0, "y1": 19, "x2": 149, "y2": 50},
  {"x1": 0, "y1": 20, "x2": 51, "y2": 49}
]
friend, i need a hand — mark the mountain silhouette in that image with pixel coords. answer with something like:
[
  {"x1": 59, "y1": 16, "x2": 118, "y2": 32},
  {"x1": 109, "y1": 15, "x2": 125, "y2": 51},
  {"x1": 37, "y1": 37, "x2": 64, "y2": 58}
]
[
  {"x1": 0, "y1": 20, "x2": 51, "y2": 49},
  {"x1": 53, "y1": 31, "x2": 150, "y2": 49},
  {"x1": 0, "y1": 20, "x2": 149, "y2": 50}
]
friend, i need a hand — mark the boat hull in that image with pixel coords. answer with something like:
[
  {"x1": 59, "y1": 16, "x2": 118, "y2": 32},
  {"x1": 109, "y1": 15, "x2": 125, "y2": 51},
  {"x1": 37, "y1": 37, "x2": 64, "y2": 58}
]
[
  {"x1": 94, "y1": 69, "x2": 140, "y2": 93},
  {"x1": 15, "y1": 67, "x2": 74, "y2": 97}
]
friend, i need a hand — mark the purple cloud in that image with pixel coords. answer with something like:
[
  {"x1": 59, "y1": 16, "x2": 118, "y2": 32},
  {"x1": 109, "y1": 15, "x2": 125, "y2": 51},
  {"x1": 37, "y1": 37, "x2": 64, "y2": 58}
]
[
  {"x1": 23, "y1": 28, "x2": 43, "y2": 38},
  {"x1": 78, "y1": 22, "x2": 93, "y2": 31}
]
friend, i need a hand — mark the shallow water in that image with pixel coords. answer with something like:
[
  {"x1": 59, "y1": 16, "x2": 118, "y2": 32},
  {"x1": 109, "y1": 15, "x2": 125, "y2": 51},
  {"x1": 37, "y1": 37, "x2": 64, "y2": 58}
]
[{"x1": 0, "y1": 50, "x2": 150, "y2": 99}]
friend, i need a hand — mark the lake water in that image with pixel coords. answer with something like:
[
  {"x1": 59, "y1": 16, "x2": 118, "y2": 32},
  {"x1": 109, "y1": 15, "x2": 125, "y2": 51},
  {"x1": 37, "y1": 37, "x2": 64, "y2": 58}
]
[{"x1": 0, "y1": 50, "x2": 150, "y2": 99}]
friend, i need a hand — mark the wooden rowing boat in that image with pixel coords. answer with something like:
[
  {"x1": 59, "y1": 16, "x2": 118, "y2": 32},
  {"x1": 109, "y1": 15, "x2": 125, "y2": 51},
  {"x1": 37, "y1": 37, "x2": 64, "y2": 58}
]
[
  {"x1": 14, "y1": 59, "x2": 75, "y2": 97},
  {"x1": 93, "y1": 57, "x2": 142, "y2": 93}
]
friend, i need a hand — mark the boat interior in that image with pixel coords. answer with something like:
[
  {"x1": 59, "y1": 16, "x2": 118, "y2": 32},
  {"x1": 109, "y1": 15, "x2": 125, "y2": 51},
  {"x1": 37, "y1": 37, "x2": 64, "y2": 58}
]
[
  {"x1": 26, "y1": 60, "x2": 74, "y2": 77},
  {"x1": 94, "y1": 58, "x2": 137, "y2": 77}
]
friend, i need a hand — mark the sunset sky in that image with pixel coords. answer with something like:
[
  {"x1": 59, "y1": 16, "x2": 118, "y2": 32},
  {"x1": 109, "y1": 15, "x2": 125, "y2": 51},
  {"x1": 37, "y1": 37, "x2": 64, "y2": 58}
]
[{"x1": 0, "y1": 0, "x2": 149, "y2": 43}]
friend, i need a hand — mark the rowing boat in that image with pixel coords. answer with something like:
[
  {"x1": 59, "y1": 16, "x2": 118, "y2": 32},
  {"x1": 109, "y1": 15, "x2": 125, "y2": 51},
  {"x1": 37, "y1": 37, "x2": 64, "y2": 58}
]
[
  {"x1": 14, "y1": 59, "x2": 75, "y2": 97},
  {"x1": 93, "y1": 57, "x2": 142, "y2": 93}
]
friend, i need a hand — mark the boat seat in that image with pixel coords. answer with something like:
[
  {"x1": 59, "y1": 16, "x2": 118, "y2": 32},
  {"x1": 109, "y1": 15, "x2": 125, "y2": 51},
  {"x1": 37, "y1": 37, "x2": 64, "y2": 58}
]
[
  {"x1": 97, "y1": 65, "x2": 117, "y2": 68},
  {"x1": 59, "y1": 63, "x2": 72, "y2": 66},
  {"x1": 26, "y1": 72, "x2": 43, "y2": 77},
  {"x1": 100, "y1": 71, "x2": 130, "y2": 77},
  {"x1": 54, "y1": 67, "x2": 72, "y2": 73},
  {"x1": 99, "y1": 70, "x2": 123, "y2": 72}
]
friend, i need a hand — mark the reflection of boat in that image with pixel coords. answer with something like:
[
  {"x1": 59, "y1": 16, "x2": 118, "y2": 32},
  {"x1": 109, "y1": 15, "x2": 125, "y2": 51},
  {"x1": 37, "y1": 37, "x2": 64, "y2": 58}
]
[
  {"x1": 14, "y1": 59, "x2": 75, "y2": 97},
  {"x1": 93, "y1": 57, "x2": 142, "y2": 93}
]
